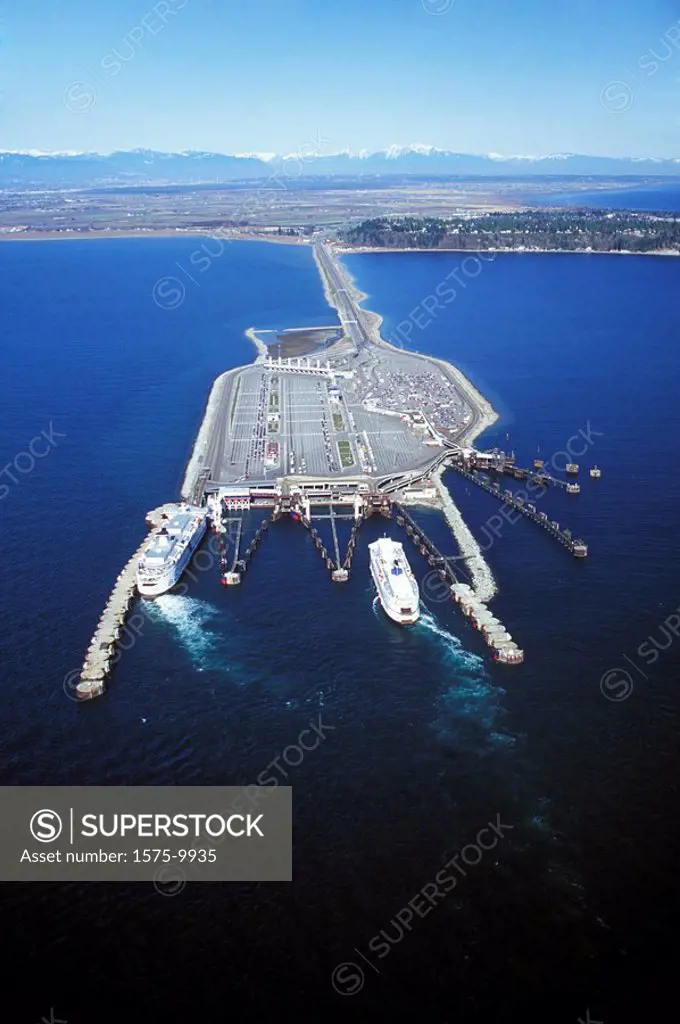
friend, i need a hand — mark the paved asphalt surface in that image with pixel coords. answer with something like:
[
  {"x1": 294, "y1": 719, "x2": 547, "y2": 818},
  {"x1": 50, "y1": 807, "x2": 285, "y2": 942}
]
[{"x1": 200, "y1": 244, "x2": 486, "y2": 490}]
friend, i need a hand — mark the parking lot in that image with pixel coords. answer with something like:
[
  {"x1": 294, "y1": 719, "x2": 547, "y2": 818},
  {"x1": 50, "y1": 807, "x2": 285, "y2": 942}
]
[{"x1": 213, "y1": 364, "x2": 435, "y2": 484}]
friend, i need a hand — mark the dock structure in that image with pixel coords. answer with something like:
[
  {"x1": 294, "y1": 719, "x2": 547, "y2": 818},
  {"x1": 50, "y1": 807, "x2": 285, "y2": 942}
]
[
  {"x1": 289, "y1": 494, "x2": 365, "y2": 581},
  {"x1": 450, "y1": 462, "x2": 588, "y2": 558},
  {"x1": 392, "y1": 502, "x2": 457, "y2": 584},
  {"x1": 327, "y1": 504, "x2": 350, "y2": 582},
  {"x1": 391, "y1": 501, "x2": 524, "y2": 663},
  {"x1": 457, "y1": 448, "x2": 580, "y2": 492},
  {"x1": 432, "y1": 469, "x2": 497, "y2": 602},
  {"x1": 449, "y1": 583, "x2": 524, "y2": 663},
  {"x1": 220, "y1": 516, "x2": 244, "y2": 586},
  {"x1": 503, "y1": 465, "x2": 568, "y2": 490},
  {"x1": 77, "y1": 455, "x2": 590, "y2": 696},
  {"x1": 77, "y1": 504, "x2": 182, "y2": 700},
  {"x1": 223, "y1": 516, "x2": 270, "y2": 583}
]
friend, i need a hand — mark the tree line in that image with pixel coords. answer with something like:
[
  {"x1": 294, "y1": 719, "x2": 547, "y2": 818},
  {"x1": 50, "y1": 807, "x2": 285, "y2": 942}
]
[{"x1": 340, "y1": 211, "x2": 680, "y2": 253}]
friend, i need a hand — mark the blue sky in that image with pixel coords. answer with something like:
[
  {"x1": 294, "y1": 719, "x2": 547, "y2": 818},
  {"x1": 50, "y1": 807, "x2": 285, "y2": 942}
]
[{"x1": 3, "y1": 0, "x2": 680, "y2": 157}]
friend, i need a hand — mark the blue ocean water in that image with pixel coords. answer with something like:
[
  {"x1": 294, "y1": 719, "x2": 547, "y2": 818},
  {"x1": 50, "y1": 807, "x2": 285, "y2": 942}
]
[
  {"x1": 530, "y1": 182, "x2": 680, "y2": 212},
  {"x1": 1, "y1": 239, "x2": 679, "y2": 1023}
]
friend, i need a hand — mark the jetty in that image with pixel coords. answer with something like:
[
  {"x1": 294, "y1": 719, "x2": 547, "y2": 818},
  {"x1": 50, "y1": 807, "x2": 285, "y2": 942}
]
[
  {"x1": 392, "y1": 499, "x2": 524, "y2": 664},
  {"x1": 218, "y1": 515, "x2": 244, "y2": 585},
  {"x1": 432, "y1": 469, "x2": 497, "y2": 601},
  {"x1": 450, "y1": 462, "x2": 588, "y2": 558},
  {"x1": 449, "y1": 583, "x2": 524, "y2": 664},
  {"x1": 76, "y1": 504, "x2": 183, "y2": 699}
]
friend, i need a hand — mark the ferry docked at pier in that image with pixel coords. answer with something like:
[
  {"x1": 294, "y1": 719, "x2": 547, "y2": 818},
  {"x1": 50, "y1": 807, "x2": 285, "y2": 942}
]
[
  {"x1": 136, "y1": 504, "x2": 208, "y2": 597},
  {"x1": 369, "y1": 537, "x2": 420, "y2": 625}
]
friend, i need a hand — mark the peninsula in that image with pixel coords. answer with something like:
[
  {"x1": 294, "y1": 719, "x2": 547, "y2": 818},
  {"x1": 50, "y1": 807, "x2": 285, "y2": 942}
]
[
  {"x1": 77, "y1": 241, "x2": 595, "y2": 698},
  {"x1": 181, "y1": 243, "x2": 497, "y2": 503},
  {"x1": 339, "y1": 211, "x2": 680, "y2": 255}
]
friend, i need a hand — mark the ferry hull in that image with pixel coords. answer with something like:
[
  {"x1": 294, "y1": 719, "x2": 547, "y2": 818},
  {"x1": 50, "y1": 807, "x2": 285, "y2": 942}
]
[
  {"x1": 137, "y1": 517, "x2": 207, "y2": 597},
  {"x1": 373, "y1": 588, "x2": 420, "y2": 626},
  {"x1": 369, "y1": 538, "x2": 420, "y2": 626}
]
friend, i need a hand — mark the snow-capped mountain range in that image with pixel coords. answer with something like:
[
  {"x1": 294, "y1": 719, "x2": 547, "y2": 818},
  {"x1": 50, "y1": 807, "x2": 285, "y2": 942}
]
[{"x1": 1, "y1": 145, "x2": 678, "y2": 187}]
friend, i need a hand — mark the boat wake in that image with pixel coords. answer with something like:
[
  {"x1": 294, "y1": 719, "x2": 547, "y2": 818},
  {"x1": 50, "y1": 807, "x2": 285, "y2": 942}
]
[
  {"x1": 419, "y1": 608, "x2": 593, "y2": 937},
  {"x1": 417, "y1": 607, "x2": 486, "y2": 675},
  {"x1": 145, "y1": 594, "x2": 224, "y2": 670},
  {"x1": 418, "y1": 607, "x2": 514, "y2": 753}
]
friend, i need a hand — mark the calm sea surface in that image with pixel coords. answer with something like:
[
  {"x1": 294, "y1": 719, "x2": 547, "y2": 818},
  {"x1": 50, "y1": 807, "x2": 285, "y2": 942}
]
[
  {"x1": 530, "y1": 182, "x2": 680, "y2": 212},
  {"x1": 0, "y1": 239, "x2": 678, "y2": 1023}
]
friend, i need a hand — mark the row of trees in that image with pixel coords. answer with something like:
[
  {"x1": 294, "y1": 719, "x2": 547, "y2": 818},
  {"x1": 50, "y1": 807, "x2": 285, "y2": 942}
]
[{"x1": 342, "y1": 212, "x2": 680, "y2": 253}]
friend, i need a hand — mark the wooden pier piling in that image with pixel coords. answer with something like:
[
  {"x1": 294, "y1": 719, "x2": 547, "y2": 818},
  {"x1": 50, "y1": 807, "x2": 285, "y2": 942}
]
[{"x1": 450, "y1": 464, "x2": 588, "y2": 558}]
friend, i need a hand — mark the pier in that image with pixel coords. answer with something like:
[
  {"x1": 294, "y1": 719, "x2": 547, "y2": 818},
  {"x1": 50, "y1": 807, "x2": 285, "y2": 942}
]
[
  {"x1": 77, "y1": 476, "x2": 538, "y2": 699},
  {"x1": 449, "y1": 462, "x2": 588, "y2": 558},
  {"x1": 459, "y1": 448, "x2": 587, "y2": 494},
  {"x1": 218, "y1": 515, "x2": 244, "y2": 585},
  {"x1": 77, "y1": 504, "x2": 183, "y2": 699},
  {"x1": 220, "y1": 515, "x2": 270, "y2": 584},
  {"x1": 433, "y1": 469, "x2": 497, "y2": 601},
  {"x1": 288, "y1": 493, "x2": 365, "y2": 581},
  {"x1": 392, "y1": 501, "x2": 524, "y2": 663},
  {"x1": 393, "y1": 503, "x2": 456, "y2": 583},
  {"x1": 449, "y1": 583, "x2": 524, "y2": 664}
]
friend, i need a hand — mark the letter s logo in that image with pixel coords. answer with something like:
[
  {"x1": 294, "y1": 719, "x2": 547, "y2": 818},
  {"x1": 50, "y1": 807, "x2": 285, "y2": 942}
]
[{"x1": 30, "y1": 809, "x2": 63, "y2": 843}]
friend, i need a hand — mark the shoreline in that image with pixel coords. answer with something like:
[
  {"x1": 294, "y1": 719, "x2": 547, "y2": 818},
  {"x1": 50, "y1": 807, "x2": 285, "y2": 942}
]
[
  {"x1": 245, "y1": 326, "x2": 269, "y2": 362},
  {"x1": 317, "y1": 244, "x2": 498, "y2": 447},
  {"x1": 180, "y1": 367, "x2": 239, "y2": 501},
  {"x1": 2, "y1": 229, "x2": 677, "y2": 257},
  {"x1": 0, "y1": 228, "x2": 311, "y2": 244},
  {"x1": 182, "y1": 239, "x2": 499, "y2": 502},
  {"x1": 433, "y1": 465, "x2": 497, "y2": 602},
  {"x1": 336, "y1": 244, "x2": 680, "y2": 257}
]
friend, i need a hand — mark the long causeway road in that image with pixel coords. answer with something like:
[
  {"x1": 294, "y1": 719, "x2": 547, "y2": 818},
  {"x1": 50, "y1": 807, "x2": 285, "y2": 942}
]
[
  {"x1": 190, "y1": 243, "x2": 496, "y2": 496},
  {"x1": 316, "y1": 243, "x2": 490, "y2": 447}
]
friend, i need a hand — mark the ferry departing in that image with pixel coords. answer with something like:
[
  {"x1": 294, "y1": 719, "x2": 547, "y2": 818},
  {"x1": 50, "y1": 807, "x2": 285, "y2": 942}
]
[
  {"x1": 136, "y1": 504, "x2": 208, "y2": 597},
  {"x1": 369, "y1": 537, "x2": 420, "y2": 625}
]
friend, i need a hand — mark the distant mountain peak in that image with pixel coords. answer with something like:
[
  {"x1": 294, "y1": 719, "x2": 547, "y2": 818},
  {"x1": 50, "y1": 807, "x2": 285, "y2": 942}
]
[
  {"x1": 1, "y1": 146, "x2": 678, "y2": 188},
  {"x1": 384, "y1": 143, "x2": 442, "y2": 159}
]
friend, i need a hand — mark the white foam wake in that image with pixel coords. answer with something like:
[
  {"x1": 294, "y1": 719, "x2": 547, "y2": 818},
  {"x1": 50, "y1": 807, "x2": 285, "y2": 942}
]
[
  {"x1": 145, "y1": 594, "x2": 221, "y2": 666},
  {"x1": 418, "y1": 607, "x2": 486, "y2": 674}
]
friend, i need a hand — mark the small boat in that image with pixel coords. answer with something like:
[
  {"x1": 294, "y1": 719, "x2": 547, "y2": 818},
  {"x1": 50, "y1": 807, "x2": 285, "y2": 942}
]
[{"x1": 590, "y1": 466, "x2": 602, "y2": 479}]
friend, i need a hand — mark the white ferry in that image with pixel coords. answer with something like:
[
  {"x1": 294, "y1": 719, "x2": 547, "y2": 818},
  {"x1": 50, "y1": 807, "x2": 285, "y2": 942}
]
[
  {"x1": 369, "y1": 537, "x2": 420, "y2": 625},
  {"x1": 137, "y1": 504, "x2": 208, "y2": 597}
]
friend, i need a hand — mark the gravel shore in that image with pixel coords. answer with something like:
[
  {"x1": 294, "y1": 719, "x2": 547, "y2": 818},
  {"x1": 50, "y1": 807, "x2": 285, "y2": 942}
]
[{"x1": 318, "y1": 244, "x2": 499, "y2": 447}]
